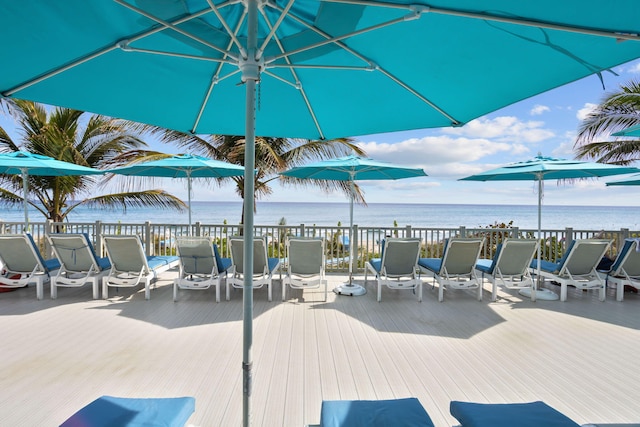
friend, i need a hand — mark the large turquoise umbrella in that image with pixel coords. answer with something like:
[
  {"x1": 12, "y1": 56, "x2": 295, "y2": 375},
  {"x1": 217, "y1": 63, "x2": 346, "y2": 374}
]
[
  {"x1": 3, "y1": 2, "x2": 640, "y2": 424},
  {"x1": 0, "y1": 151, "x2": 103, "y2": 230},
  {"x1": 107, "y1": 154, "x2": 245, "y2": 233},
  {"x1": 460, "y1": 154, "x2": 640, "y2": 300},
  {"x1": 606, "y1": 173, "x2": 640, "y2": 186},
  {"x1": 281, "y1": 155, "x2": 427, "y2": 296}
]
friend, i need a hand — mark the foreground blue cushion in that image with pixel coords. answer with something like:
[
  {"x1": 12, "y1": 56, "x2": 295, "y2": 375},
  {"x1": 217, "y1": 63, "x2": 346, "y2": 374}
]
[
  {"x1": 450, "y1": 401, "x2": 580, "y2": 427},
  {"x1": 320, "y1": 397, "x2": 434, "y2": 427},
  {"x1": 60, "y1": 395, "x2": 195, "y2": 427}
]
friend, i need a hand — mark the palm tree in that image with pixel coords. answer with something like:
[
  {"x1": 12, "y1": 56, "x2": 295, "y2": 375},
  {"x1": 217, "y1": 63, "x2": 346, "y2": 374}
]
[
  {"x1": 0, "y1": 99, "x2": 186, "y2": 224},
  {"x1": 144, "y1": 130, "x2": 367, "y2": 223},
  {"x1": 575, "y1": 80, "x2": 640, "y2": 164}
]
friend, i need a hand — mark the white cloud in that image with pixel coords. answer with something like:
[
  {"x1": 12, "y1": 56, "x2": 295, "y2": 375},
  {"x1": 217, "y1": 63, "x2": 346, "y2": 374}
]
[
  {"x1": 577, "y1": 103, "x2": 598, "y2": 120},
  {"x1": 625, "y1": 61, "x2": 640, "y2": 74},
  {"x1": 530, "y1": 104, "x2": 550, "y2": 115},
  {"x1": 441, "y1": 116, "x2": 554, "y2": 143}
]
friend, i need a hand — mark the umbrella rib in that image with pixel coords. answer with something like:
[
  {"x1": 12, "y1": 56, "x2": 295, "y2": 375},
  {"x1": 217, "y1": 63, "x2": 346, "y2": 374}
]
[
  {"x1": 205, "y1": 0, "x2": 248, "y2": 59},
  {"x1": 267, "y1": 3, "x2": 460, "y2": 126},
  {"x1": 192, "y1": 10, "x2": 248, "y2": 134},
  {"x1": 2, "y1": 5, "x2": 222, "y2": 96},
  {"x1": 324, "y1": 0, "x2": 640, "y2": 41},
  {"x1": 113, "y1": 0, "x2": 240, "y2": 61},
  {"x1": 259, "y1": 7, "x2": 326, "y2": 139},
  {"x1": 257, "y1": 0, "x2": 296, "y2": 58}
]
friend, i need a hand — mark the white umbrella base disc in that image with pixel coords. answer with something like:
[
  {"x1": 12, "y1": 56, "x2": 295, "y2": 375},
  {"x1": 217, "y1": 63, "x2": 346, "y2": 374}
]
[
  {"x1": 518, "y1": 287, "x2": 559, "y2": 301},
  {"x1": 333, "y1": 284, "x2": 367, "y2": 296}
]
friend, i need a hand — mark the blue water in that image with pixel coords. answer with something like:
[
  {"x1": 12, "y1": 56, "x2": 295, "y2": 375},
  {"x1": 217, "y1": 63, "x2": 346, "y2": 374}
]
[{"x1": 2, "y1": 201, "x2": 638, "y2": 230}]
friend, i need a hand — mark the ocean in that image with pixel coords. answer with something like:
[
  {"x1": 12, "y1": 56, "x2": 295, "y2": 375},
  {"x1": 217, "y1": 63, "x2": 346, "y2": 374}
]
[{"x1": 2, "y1": 201, "x2": 638, "y2": 231}]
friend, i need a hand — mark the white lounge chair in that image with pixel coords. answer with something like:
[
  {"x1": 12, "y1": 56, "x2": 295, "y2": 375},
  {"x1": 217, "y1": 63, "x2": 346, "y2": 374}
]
[
  {"x1": 47, "y1": 233, "x2": 111, "y2": 299},
  {"x1": 102, "y1": 235, "x2": 179, "y2": 300},
  {"x1": 282, "y1": 237, "x2": 326, "y2": 302},
  {"x1": 365, "y1": 238, "x2": 422, "y2": 302},
  {"x1": 530, "y1": 238, "x2": 612, "y2": 302},
  {"x1": 0, "y1": 233, "x2": 60, "y2": 300},
  {"x1": 475, "y1": 238, "x2": 538, "y2": 301},
  {"x1": 418, "y1": 237, "x2": 484, "y2": 302},
  {"x1": 227, "y1": 236, "x2": 279, "y2": 301},
  {"x1": 597, "y1": 238, "x2": 640, "y2": 301},
  {"x1": 174, "y1": 236, "x2": 226, "y2": 302}
]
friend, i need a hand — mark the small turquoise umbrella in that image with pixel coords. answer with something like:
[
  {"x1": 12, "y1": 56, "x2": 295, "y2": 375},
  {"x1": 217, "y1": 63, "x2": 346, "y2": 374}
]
[
  {"x1": 461, "y1": 154, "x2": 640, "y2": 300},
  {"x1": 613, "y1": 124, "x2": 640, "y2": 137},
  {"x1": 0, "y1": 151, "x2": 103, "y2": 230},
  {"x1": 606, "y1": 173, "x2": 640, "y2": 186},
  {"x1": 281, "y1": 155, "x2": 427, "y2": 296},
  {"x1": 107, "y1": 154, "x2": 245, "y2": 233}
]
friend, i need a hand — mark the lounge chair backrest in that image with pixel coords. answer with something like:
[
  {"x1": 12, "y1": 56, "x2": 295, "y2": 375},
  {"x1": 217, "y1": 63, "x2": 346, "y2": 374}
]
[
  {"x1": 0, "y1": 233, "x2": 50, "y2": 273},
  {"x1": 381, "y1": 238, "x2": 421, "y2": 276},
  {"x1": 441, "y1": 238, "x2": 484, "y2": 275},
  {"x1": 610, "y1": 239, "x2": 640, "y2": 277},
  {"x1": 176, "y1": 237, "x2": 217, "y2": 275},
  {"x1": 103, "y1": 235, "x2": 150, "y2": 273},
  {"x1": 230, "y1": 236, "x2": 268, "y2": 275},
  {"x1": 559, "y1": 239, "x2": 611, "y2": 275},
  {"x1": 48, "y1": 233, "x2": 99, "y2": 272},
  {"x1": 287, "y1": 237, "x2": 324, "y2": 275},
  {"x1": 492, "y1": 239, "x2": 538, "y2": 276}
]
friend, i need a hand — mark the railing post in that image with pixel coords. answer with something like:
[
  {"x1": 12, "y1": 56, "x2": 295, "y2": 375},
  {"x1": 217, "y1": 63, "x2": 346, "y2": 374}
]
[
  {"x1": 300, "y1": 223, "x2": 305, "y2": 237},
  {"x1": 513, "y1": 226, "x2": 519, "y2": 238},
  {"x1": 44, "y1": 220, "x2": 54, "y2": 258},
  {"x1": 95, "y1": 221, "x2": 103, "y2": 256},
  {"x1": 565, "y1": 227, "x2": 573, "y2": 247},
  {"x1": 621, "y1": 227, "x2": 630, "y2": 240},
  {"x1": 459, "y1": 226, "x2": 466, "y2": 237},
  {"x1": 405, "y1": 225, "x2": 412, "y2": 238},
  {"x1": 195, "y1": 221, "x2": 202, "y2": 236},
  {"x1": 145, "y1": 221, "x2": 152, "y2": 256}
]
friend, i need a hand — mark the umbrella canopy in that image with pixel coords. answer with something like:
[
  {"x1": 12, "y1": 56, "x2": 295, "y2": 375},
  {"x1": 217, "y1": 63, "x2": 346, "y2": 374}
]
[
  {"x1": 107, "y1": 154, "x2": 245, "y2": 232},
  {"x1": 460, "y1": 154, "x2": 639, "y2": 300},
  {"x1": 4, "y1": 3, "x2": 640, "y2": 425},
  {"x1": 281, "y1": 155, "x2": 427, "y2": 295},
  {"x1": 0, "y1": 151, "x2": 103, "y2": 228},
  {"x1": 606, "y1": 173, "x2": 640, "y2": 185},
  {"x1": 612, "y1": 124, "x2": 640, "y2": 137}
]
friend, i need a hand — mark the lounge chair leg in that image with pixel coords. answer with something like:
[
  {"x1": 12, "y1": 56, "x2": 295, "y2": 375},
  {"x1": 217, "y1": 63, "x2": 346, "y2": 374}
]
[
  {"x1": 617, "y1": 281, "x2": 624, "y2": 302},
  {"x1": 560, "y1": 283, "x2": 567, "y2": 302},
  {"x1": 51, "y1": 282, "x2": 57, "y2": 299},
  {"x1": 438, "y1": 284, "x2": 444, "y2": 302},
  {"x1": 173, "y1": 282, "x2": 178, "y2": 302},
  {"x1": 599, "y1": 285, "x2": 605, "y2": 302},
  {"x1": 377, "y1": 280, "x2": 382, "y2": 302}
]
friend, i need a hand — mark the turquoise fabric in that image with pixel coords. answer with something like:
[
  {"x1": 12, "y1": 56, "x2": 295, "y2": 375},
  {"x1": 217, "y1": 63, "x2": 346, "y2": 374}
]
[
  {"x1": 4, "y1": 3, "x2": 640, "y2": 139},
  {"x1": 60, "y1": 395, "x2": 195, "y2": 427},
  {"x1": 213, "y1": 244, "x2": 232, "y2": 273},
  {"x1": 320, "y1": 398, "x2": 434, "y2": 427},
  {"x1": 147, "y1": 255, "x2": 179, "y2": 270},
  {"x1": 450, "y1": 401, "x2": 580, "y2": 427}
]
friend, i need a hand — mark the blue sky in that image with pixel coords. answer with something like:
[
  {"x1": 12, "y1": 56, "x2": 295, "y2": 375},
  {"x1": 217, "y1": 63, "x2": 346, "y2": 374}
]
[{"x1": 3, "y1": 59, "x2": 640, "y2": 207}]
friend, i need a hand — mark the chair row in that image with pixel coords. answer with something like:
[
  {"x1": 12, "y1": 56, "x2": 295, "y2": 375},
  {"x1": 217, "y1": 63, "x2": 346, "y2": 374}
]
[
  {"x1": 0, "y1": 233, "x2": 329, "y2": 302},
  {"x1": 364, "y1": 236, "x2": 640, "y2": 302}
]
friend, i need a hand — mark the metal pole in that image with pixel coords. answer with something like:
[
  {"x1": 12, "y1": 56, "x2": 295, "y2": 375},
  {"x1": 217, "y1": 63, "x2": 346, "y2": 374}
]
[
  {"x1": 242, "y1": 1, "x2": 258, "y2": 425},
  {"x1": 187, "y1": 173, "x2": 192, "y2": 235},
  {"x1": 22, "y1": 169, "x2": 29, "y2": 232}
]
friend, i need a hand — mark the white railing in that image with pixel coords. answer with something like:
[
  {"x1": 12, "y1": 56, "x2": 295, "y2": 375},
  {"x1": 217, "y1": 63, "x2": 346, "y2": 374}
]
[{"x1": 2, "y1": 220, "x2": 636, "y2": 274}]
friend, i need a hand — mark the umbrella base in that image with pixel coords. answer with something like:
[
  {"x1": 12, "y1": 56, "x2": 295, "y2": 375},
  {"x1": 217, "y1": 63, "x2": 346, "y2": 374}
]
[
  {"x1": 333, "y1": 283, "x2": 367, "y2": 296},
  {"x1": 518, "y1": 287, "x2": 559, "y2": 301}
]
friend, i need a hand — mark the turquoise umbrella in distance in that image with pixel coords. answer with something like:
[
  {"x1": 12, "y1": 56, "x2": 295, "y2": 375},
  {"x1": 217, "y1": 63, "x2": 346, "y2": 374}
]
[
  {"x1": 4, "y1": 2, "x2": 640, "y2": 424},
  {"x1": 612, "y1": 124, "x2": 640, "y2": 137},
  {"x1": 281, "y1": 155, "x2": 427, "y2": 296},
  {"x1": 0, "y1": 151, "x2": 103, "y2": 230},
  {"x1": 107, "y1": 154, "x2": 245, "y2": 234},
  {"x1": 460, "y1": 154, "x2": 640, "y2": 301}
]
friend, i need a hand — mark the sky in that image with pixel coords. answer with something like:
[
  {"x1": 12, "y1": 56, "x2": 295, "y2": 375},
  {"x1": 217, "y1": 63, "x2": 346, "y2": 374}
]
[{"x1": 3, "y1": 58, "x2": 640, "y2": 207}]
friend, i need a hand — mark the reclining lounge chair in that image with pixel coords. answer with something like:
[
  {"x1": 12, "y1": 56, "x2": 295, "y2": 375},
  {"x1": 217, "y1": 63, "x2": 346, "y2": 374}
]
[
  {"x1": 47, "y1": 233, "x2": 111, "y2": 299},
  {"x1": 228, "y1": 236, "x2": 279, "y2": 301},
  {"x1": 174, "y1": 236, "x2": 228, "y2": 302},
  {"x1": 449, "y1": 401, "x2": 581, "y2": 427},
  {"x1": 597, "y1": 238, "x2": 640, "y2": 301},
  {"x1": 102, "y1": 235, "x2": 179, "y2": 300},
  {"x1": 530, "y1": 239, "x2": 612, "y2": 302},
  {"x1": 418, "y1": 237, "x2": 484, "y2": 302},
  {"x1": 365, "y1": 238, "x2": 422, "y2": 302},
  {"x1": 475, "y1": 238, "x2": 538, "y2": 301},
  {"x1": 0, "y1": 233, "x2": 60, "y2": 300},
  {"x1": 282, "y1": 237, "x2": 327, "y2": 302}
]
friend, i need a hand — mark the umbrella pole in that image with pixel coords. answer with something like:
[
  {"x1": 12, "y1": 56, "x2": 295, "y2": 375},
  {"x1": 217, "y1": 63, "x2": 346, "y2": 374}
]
[
  {"x1": 187, "y1": 173, "x2": 192, "y2": 236},
  {"x1": 22, "y1": 169, "x2": 29, "y2": 232},
  {"x1": 242, "y1": 1, "x2": 258, "y2": 425},
  {"x1": 333, "y1": 177, "x2": 366, "y2": 296}
]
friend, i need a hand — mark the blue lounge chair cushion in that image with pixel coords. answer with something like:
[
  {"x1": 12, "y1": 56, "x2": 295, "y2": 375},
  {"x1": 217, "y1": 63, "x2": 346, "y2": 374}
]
[
  {"x1": 320, "y1": 398, "x2": 434, "y2": 427},
  {"x1": 267, "y1": 257, "x2": 279, "y2": 273},
  {"x1": 530, "y1": 258, "x2": 561, "y2": 273},
  {"x1": 369, "y1": 258, "x2": 382, "y2": 273},
  {"x1": 449, "y1": 401, "x2": 581, "y2": 427},
  {"x1": 418, "y1": 258, "x2": 442, "y2": 273},
  {"x1": 60, "y1": 395, "x2": 195, "y2": 427},
  {"x1": 25, "y1": 233, "x2": 61, "y2": 272},
  {"x1": 475, "y1": 258, "x2": 493, "y2": 274},
  {"x1": 213, "y1": 244, "x2": 232, "y2": 273},
  {"x1": 147, "y1": 255, "x2": 179, "y2": 270}
]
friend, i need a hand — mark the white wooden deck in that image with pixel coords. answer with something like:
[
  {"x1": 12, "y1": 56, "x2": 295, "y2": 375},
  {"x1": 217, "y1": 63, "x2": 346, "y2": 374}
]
[{"x1": 1, "y1": 271, "x2": 640, "y2": 426}]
